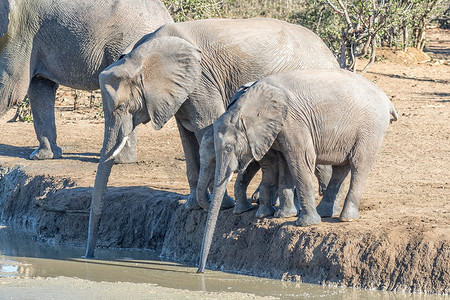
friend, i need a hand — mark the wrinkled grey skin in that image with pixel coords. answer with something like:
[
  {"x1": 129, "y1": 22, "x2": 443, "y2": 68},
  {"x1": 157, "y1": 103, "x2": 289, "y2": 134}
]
[
  {"x1": 197, "y1": 126, "x2": 298, "y2": 219},
  {"x1": 197, "y1": 123, "x2": 332, "y2": 219},
  {"x1": 87, "y1": 18, "x2": 340, "y2": 258},
  {"x1": 198, "y1": 83, "x2": 332, "y2": 214},
  {"x1": 197, "y1": 69, "x2": 398, "y2": 273},
  {"x1": 0, "y1": 0, "x2": 172, "y2": 162}
]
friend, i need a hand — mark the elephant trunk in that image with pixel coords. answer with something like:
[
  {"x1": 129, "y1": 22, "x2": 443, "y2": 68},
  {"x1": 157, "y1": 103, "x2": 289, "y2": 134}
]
[
  {"x1": 196, "y1": 156, "x2": 215, "y2": 211},
  {"x1": 85, "y1": 115, "x2": 130, "y2": 258},
  {"x1": 0, "y1": 60, "x2": 31, "y2": 117},
  {"x1": 0, "y1": 31, "x2": 34, "y2": 117},
  {"x1": 85, "y1": 157, "x2": 114, "y2": 258},
  {"x1": 197, "y1": 156, "x2": 232, "y2": 273}
]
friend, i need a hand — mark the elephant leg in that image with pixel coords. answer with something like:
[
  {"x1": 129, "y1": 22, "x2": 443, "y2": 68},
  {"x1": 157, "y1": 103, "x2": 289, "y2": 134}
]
[
  {"x1": 285, "y1": 147, "x2": 321, "y2": 226},
  {"x1": 176, "y1": 120, "x2": 202, "y2": 210},
  {"x1": 316, "y1": 165, "x2": 350, "y2": 217},
  {"x1": 28, "y1": 77, "x2": 62, "y2": 160},
  {"x1": 274, "y1": 154, "x2": 297, "y2": 218},
  {"x1": 233, "y1": 160, "x2": 259, "y2": 214},
  {"x1": 113, "y1": 128, "x2": 138, "y2": 164},
  {"x1": 255, "y1": 182, "x2": 276, "y2": 218},
  {"x1": 340, "y1": 140, "x2": 382, "y2": 222},
  {"x1": 178, "y1": 120, "x2": 234, "y2": 210},
  {"x1": 315, "y1": 164, "x2": 332, "y2": 196},
  {"x1": 255, "y1": 154, "x2": 278, "y2": 218}
]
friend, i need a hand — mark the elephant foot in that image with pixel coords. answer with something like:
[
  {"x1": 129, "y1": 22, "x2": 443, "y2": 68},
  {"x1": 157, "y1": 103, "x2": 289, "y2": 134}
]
[
  {"x1": 274, "y1": 205, "x2": 297, "y2": 218},
  {"x1": 316, "y1": 200, "x2": 341, "y2": 218},
  {"x1": 221, "y1": 194, "x2": 235, "y2": 209},
  {"x1": 30, "y1": 145, "x2": 62, "y2": 160},
  {"x1": 255, "y1": 204, "x2": 275, "y2": 218},
  {"x1": 184, "y1": 193, "x2": 202, "y2": 211},
  {"x1": 339, "y1": 204, "x2": 359, "y2": 222},
  {"x1": 233, "y1": 200, "x2": 253, "y2": 214},
  {"x1": 295, "y1": 209, "x2": 321, "y2": 226}
]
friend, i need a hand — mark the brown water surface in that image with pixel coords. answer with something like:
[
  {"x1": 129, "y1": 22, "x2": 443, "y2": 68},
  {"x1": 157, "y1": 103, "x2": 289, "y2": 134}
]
[{"x1": 0, "y1": 225, "x2": 446, "y2": 299}]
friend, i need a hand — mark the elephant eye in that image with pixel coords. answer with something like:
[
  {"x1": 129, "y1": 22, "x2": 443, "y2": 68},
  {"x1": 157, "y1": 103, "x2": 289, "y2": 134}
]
[
  {"x1": 116, "y1": 103, "x2": 127, "y2": 112},
  {"x1": 224, "y1": 145, "x2": 233, "y2": 153}
]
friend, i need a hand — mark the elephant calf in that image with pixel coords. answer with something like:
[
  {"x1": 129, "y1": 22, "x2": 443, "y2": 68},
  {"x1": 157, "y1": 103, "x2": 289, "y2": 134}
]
[
  {"x1": 197, "y1": 118, "x2": 332, "y2": 219},
  {"x1": 198, "y1": 126, "x2": 299, "y2": 219},
  {"x1": 198, "y1": 69, "x2": 398, "y2": 273}
]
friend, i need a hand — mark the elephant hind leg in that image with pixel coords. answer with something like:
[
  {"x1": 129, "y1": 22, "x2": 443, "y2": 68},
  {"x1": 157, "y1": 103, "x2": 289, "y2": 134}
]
[
  {"x1": 28, "y1": 77, "x2": 62, "y2": 160},
  {"x1": 340, "y1": 138, "x2": 383, "y2": 222},
  {"x1": 285, "y1": 145, "x2": 321, "y2": 226},
  {"x1": 316, "y1": 164, "x2": 350, "y2": 217}
]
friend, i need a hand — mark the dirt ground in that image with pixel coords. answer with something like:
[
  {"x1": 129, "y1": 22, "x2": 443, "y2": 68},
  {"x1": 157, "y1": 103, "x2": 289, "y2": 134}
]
[{"x1": 0, "y1": 28, "x2": 449, "y2": 294}]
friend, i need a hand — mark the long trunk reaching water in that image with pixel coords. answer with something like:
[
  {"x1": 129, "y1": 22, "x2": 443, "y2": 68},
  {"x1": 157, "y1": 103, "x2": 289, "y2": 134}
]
[
  {"x1": 85, "y1": 116, "x2": 128, "y2": 258},
  {"x1": 197, "y1": 164, "x2": 231, "y2": 273},
  {"x1": 85, "y1": 157, "x2": 114, "y2": 258}
]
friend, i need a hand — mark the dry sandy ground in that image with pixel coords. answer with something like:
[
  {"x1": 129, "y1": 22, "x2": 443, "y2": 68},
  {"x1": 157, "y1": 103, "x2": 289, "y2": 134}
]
[{"x1": 0, "y1": 28, "x2": 449, "y2": 295}]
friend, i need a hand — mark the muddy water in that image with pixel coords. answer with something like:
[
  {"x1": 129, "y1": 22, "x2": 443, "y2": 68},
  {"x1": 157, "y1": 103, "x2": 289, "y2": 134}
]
[{"x1": 0, "y1": 225, "x2": 445, "y2": 299}]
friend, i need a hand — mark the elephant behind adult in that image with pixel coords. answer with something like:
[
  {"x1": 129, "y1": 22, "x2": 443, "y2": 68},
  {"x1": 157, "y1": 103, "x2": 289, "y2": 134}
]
[
  {"x1": 197, "y1": 69, "x2": 398, "y2": 273},
  {"x1": 0, "y1": 0, "x2": 172, "y2": 161},
  {"x1": 86, "y1": 18, "x2": 340, "y2": 258}
]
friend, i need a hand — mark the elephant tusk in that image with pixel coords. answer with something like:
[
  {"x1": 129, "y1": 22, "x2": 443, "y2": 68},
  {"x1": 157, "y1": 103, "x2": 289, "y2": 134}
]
[{"x1": 110, "y1": 135, "x2": 130, "y2": 159}]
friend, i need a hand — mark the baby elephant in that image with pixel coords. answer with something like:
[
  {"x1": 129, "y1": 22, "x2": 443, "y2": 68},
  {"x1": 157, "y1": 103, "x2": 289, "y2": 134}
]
[
  {"x1": 197, "y1": 69, "x2": 397, "y2": 273},
  {"x1": 197, "y1": 126, "x2": 332, "y2": 219},
  {"x1": 197, "y1": 126, "x2": 298, "y2": 218}
]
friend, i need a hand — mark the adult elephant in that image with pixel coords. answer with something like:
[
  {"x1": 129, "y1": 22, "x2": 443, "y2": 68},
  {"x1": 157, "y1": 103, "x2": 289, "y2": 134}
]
[
  {"x1": 86, "y1": 18, "x2": 340, "y2": 258},
  {"x1": 0, "y1": 0, "x2": 172, "y2": 162}
]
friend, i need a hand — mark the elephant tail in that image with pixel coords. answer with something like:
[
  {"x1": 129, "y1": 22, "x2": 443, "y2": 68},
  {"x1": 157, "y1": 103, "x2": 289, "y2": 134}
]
[{"x1": 389, "y1": 101, "x2": 398, "y2": 123}]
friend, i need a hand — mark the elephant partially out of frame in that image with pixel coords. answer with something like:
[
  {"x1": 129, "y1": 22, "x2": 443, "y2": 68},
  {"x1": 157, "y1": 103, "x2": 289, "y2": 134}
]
[
  {"x1": 0, "y1": 0, "x2": 172, "y2": 162},
  {"x1": 86, "y1": 18, "x2": 340, "y2": 258},
  {"x1": 197, "y1": 69, "x2": 398, "y2": 273}
]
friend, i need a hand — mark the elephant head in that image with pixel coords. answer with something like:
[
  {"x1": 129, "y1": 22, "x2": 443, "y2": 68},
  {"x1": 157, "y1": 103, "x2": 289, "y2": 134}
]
[
  {"x1": 197, "y1": 82, "x2": 288, "y2": 273},
  {"x1": 85, "y1": 36, "x2": 202, "y2": 258},
  {"x1": 196, "y1": 82, "x2": 256, "y2": 211}
]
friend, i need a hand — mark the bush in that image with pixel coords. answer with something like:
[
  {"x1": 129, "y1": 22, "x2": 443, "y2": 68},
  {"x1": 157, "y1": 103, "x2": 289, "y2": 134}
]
[{"x1": 163, "y1": 0, "x2": 448, "y2": 73}]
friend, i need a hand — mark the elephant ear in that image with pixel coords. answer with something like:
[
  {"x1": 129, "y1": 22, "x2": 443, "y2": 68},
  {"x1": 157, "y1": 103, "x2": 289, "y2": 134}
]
[
  {"x1": 0, "y1": 0, "x2": 10, "y2": 37},
  {"x1": 240, "y1": 82, "x2": 288, "y2": 161},
  {"x1": 227, "y1": 81, "x2": 255, "y2": 110},
  {"x1": 129, "y1": 36, "x2": 202, "y2": 130}
]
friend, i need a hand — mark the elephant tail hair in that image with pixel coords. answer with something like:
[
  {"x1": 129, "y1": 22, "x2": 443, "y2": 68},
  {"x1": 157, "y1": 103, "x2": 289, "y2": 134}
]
[{"x1": 389, "y1": 101, "x2": 398, "y2": 123}]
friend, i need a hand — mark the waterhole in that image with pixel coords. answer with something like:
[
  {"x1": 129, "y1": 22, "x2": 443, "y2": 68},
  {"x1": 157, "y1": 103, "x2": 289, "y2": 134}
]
[{"x1": 0, "y1": 225, "x2": 445, "y2": 299}]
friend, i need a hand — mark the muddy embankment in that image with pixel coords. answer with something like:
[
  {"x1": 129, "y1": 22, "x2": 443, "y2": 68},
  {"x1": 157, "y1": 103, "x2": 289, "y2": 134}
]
[{"x1": 0, "y1": 165, "x2": 448, "y2": 295}]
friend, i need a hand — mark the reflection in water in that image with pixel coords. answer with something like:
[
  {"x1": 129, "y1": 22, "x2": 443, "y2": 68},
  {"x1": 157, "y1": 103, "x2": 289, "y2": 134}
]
[{"x1": 0, "y1": 225, "x2": 446, "y2": 299}]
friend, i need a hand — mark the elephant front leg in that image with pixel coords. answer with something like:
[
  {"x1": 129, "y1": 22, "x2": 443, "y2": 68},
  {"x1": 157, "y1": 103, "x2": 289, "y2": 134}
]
[
  {"x1": 255, "y1": 154, "x2": 279, "y2": 218},
  {"x1": 176, "y1": 120, "x2": 202, "y2": 210},
  {"x1": 28, "y1": 77, "x2": 62, "y2": 160},
  {"x1": 274, "y1": 155, "x2": 297, "y2": 218},
  {"x1": 233, "y1": 160, "x2": 259, "y2": 214}
]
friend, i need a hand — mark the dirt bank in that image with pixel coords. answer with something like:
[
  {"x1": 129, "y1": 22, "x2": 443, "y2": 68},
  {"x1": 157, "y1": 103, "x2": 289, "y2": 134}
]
[{"x1": 0, "y1": 31, "x2": 449, "y2": 294}]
